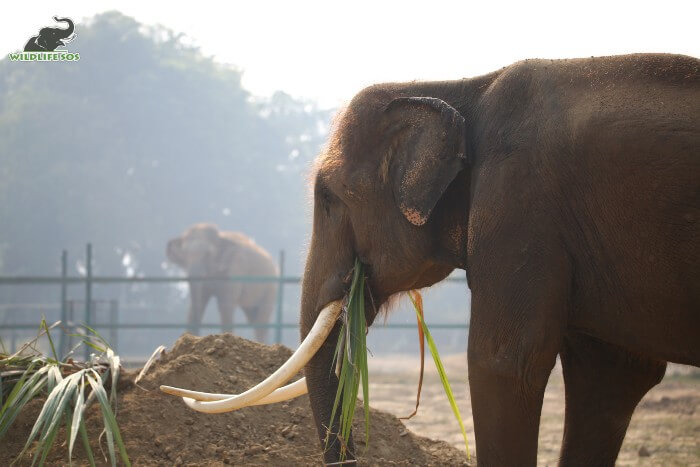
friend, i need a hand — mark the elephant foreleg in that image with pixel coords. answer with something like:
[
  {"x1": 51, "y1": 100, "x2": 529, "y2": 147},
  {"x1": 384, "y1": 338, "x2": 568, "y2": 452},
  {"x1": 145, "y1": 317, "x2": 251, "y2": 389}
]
[
  {"x1": 187, "y1": 287, "x2": 210, "y2": 336},
  {"x1": 468, "y1": 320, "x2": 560, "y2": 467},
  {"x1": 244, "y1": 291, "x2": 276, "y2": 343},
  {"x1": 216, "y1": 297, "x2": 235, "y2": 334},
  {"x1": 468, "y1": 242, "x2": 568, "y2": 466},
  {"x1": 558, "y1": 333, "x2": 666, "y2": 467}
]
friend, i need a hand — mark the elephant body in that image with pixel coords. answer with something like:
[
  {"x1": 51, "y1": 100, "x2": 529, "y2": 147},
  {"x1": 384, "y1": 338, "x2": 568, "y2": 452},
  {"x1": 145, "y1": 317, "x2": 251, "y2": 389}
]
[
  {"x1": 167, "y1": 224, "x2": 278, "y2": 342},
  {"x1": 24, "y1": 17, "x2": 75, "y2": 52},
  {"x1": 298, "y1": 54, "x2": 699, "y2": 464}
]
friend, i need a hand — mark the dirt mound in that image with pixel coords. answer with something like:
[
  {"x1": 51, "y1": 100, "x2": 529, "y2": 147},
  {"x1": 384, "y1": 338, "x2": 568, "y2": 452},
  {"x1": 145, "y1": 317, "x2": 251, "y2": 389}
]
[{"x1": 2, "y1": 334, "x2": 470, "y2": 466}]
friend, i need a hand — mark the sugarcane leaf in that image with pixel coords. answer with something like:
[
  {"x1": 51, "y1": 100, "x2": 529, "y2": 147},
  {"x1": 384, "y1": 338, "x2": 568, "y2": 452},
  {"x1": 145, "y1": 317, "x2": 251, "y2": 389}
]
[
  {"x1": 40, "y1": 374, "x2": 79, "y2": 444},
  {"x1": 329, "y1": 259, "x2": 370, "y2": 461},
  {"x1": 86, "y1": 373, "x2": 116, "y2": 466},
  {"x1": 134, "y1": 345, "x2": 165, "y2": 385},
  {"x1": 40, "y1": 317, "x2": 59, "y2": 363},
  {"x1": 79, "y1": 418, "x2": 97, "y2": 467},
  {"x1": 19, "y1": 371, "x2": 71, "y2": 456},
  {"x1": 5, "y1": 321, "x2": 60, "y2": 362},
  {"x1": 69, "y1": 373, "x2": 87, "y2": 461},
  {"x1": 24, "y1": 373, "x2": 80, "y2": 466},
  {"x1": 106, "y1": 349, "x2": 120, "y2": 419},
  {"x1": 401, "y1": 291, "x2": 425, "y2": 420},
  {"x1": 0, "y1": 361, "x2": 36, "y2": 419},
  {"x1": 36, "y1": 414, "x2": 61, "y2": 467},
  {"x1": 409, "y1": 291, "x2": 470, "y2": 460},
  {"x1": 47, "y1": 365, "x2": 62, "y2": 393},
  {"x1": 87, "y1": 372, "x2": 130, "y2": 467},
  {"x1": 0, "y1": 368, "x2": 49, "y2": 440},
  {"x1": 82, "y1": 325, "x2": 110, "y2": 352}
]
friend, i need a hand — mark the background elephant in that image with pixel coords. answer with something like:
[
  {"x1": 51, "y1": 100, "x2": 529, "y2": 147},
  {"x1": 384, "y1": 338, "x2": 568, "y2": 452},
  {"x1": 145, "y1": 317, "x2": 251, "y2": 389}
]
[
  {"x1": 167, "y1": 224, "x2": 278, "y2": 342},
  {"x1": 237, "y1": 54, "x2": 695, "y2": 464}
]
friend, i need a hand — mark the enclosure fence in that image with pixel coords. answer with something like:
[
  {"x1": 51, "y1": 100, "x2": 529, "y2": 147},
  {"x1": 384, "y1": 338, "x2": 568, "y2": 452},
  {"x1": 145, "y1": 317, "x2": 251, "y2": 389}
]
[{"x1": 0, "y1": 244, "x2": 469, "y2": 360}]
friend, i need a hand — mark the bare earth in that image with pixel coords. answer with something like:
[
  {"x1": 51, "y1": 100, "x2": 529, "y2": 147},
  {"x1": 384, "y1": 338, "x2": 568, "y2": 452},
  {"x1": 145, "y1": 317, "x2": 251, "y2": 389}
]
[
  {"x1": 368, "y1": 354, "x2": 700, "y2": 466},
  {"x1": 2, "y1": 336, "x2": 697, "y2": 465},
  {"x1": 1, "y1": 335, "x2": 468, "y2": 466}
]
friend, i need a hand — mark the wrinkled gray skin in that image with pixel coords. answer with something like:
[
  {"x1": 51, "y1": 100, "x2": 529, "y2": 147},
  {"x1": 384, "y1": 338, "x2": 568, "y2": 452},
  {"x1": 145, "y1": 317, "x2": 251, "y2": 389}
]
[
  {"x1": 301, "y1": 54, "x2": 699, "y2": 465},
  {"x1": 24, "y1": 17, "x2": 75, "y2": 52},
  {"x1": 167, "y1": 224, "x2": 278, "y2": 342}
]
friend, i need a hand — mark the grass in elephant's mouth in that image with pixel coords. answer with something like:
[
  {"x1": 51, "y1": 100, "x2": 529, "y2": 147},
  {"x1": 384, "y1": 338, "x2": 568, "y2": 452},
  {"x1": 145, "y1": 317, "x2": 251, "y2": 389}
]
[
  {"x1": 328, "y1": 258, "x2": 370, "y2": 460},
  {"x1": 327, "y1": 259, "x2": 470, "y2": 462}
]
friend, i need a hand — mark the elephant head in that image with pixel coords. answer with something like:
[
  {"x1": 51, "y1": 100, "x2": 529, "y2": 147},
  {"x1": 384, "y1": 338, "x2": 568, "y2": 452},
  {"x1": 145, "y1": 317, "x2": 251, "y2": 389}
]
[
  {"x1": 296, "y1": 89, "x2": 473, "y2": 461},
  {"x1": 167, "y1": 224, "x2": 236, "y2": 276},
  {"x1": 24, "y1": 17, "x2": 75, "y2": 52},
  {"x1": 161, "y1": 83, "x2": 477, "y2": 461}
]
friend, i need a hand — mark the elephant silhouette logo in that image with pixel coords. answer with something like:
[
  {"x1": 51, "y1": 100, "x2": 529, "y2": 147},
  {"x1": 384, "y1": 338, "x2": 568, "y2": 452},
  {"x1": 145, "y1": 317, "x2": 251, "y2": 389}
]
[{"x1": 24, "y1": 16, "x2": 76, "y2": 51}]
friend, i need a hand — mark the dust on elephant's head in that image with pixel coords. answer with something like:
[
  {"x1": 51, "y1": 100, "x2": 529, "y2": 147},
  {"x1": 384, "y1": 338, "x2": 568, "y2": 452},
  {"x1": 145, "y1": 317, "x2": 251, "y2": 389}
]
[{"x1": 167, "y1": 224, "x2": 234, "y2": 275}]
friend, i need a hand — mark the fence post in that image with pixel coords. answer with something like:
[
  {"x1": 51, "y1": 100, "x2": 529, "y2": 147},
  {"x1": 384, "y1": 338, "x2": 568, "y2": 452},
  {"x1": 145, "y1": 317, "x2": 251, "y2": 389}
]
[
  {"x1": 68, "y1": 300, "x2": 75, "y2": 354},
  {"x1": 59, "y1": 250, "x2": 68, "y2": 358},
  {"x1": 275, "y1": 250, "x2": 285, "y2": 344},
  {"x1": 84, "y1": 243, "x2": 92, "y2": 361},
  {"x1": 109, "y1": 299, "x2": 118, "y2": 352}
]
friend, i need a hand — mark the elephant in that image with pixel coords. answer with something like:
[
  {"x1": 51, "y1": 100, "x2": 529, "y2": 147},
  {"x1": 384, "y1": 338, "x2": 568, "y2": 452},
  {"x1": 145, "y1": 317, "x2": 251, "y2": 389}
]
[
  {"x1": 167, "y1": 224, "x2": 278, "y2": 342},
  {"x1": 24, "y1": 17, "x2": 75, "y2": 52},
  {"x1": 160, "y1": 54, "x2": 699, "y2": 466}
]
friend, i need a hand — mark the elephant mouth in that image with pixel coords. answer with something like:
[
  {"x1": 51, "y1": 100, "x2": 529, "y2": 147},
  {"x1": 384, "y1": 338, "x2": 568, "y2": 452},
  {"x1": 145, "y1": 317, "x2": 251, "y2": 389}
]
[{"x1": 160, "y1": 300, "x2": 343, "y2": 412}]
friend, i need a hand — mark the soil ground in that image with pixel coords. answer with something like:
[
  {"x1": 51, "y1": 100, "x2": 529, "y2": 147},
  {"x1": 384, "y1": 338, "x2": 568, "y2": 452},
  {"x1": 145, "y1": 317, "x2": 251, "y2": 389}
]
[
  {"x1": 1, "y1": 334, "x2": 468, "y2": 466},
  {"x1": 2, "y1": 334, "x2": 698, "y2": 465},
  {"x1": 368, "y1": 354, "x2": 700, "y2": 466}
]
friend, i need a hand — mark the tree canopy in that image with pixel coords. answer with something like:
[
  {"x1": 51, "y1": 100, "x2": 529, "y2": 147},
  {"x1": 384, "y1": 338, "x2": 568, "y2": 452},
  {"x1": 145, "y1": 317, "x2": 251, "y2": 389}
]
[{"x1": 0, "y1": 11, "x2": 331, "y2": 277}]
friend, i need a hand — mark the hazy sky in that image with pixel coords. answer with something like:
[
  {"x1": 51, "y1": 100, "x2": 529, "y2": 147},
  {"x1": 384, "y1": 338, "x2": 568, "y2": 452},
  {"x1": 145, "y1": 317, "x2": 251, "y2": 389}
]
[{"x1": 3, "y1": 1, "x2": 698, "y2": 107}]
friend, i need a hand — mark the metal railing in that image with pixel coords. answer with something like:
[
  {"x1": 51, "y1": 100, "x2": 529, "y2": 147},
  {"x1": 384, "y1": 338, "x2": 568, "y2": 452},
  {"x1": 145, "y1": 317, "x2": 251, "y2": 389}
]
[{"x1": 0, "y1": 244, "x2": 469, "y2": 359}]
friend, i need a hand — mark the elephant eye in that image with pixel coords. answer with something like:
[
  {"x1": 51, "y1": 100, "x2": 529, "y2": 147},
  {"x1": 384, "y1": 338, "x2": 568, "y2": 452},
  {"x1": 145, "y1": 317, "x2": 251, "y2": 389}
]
[
  {"x1": 314, "y1": 180, "x2": 333, "y2": 216},
  {"x1": 321, "y1": 189, "x2": 333, "y2": 216}
]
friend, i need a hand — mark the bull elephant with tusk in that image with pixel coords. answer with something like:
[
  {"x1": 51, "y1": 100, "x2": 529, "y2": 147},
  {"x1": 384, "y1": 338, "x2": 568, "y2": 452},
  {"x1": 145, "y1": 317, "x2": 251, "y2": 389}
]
[
  {"x1": 167, "y1": 224, "x2": 278, "y2": 342},
  {"x1": 24, "y1": 16, "x2": 75, "y2": 52},
  {"x1": 162, "y1": 54, "x2": 699, "y2": 466}
]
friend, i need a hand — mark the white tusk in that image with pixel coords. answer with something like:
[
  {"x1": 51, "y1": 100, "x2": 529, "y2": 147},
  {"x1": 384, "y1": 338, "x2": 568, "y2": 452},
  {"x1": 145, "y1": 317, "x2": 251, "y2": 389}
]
[
  {"x1": 161, "y1": 377, "x2": 308, "y2": 404},
  {"x1": 246, "y1": 377, "x2": 308, "y2": 405},
  {"x1": 160, "y1": 300, "x2": 342, "y2": 413}
]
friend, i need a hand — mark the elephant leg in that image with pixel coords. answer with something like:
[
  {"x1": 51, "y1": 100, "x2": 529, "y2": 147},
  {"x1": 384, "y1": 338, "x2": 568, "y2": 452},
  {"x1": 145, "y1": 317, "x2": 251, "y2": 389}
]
[
  {"x1": 241, "y1": 287, "x2": 276, "y2": 343},
  {"x1": 468, "y1": 248, "x2": 568, "y2": 466},
  {"x1": 558, "y1": 333, "x2": 666, "y2": 466},
  {"x1": 243, "y1": 307, "x2": 265, "y2": 343},
  {"x1": 187, "y1": 287, "x2": 210, "y2": 336},
  {"x1": 242, "y1": 305, "x2": 270, "y2": 344},
  {"x1": 216, "y1": 296, "x2": 235, "y2": 334}
]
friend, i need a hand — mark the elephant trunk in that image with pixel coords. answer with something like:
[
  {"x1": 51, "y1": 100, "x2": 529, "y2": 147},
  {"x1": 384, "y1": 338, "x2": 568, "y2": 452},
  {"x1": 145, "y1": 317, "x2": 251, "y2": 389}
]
[
  {"x1": 297, "y1": 221, "x2": 357, "y2": 463},
  {"x1": 52, "y1": 16, "x2": 74, "y2": 38}
]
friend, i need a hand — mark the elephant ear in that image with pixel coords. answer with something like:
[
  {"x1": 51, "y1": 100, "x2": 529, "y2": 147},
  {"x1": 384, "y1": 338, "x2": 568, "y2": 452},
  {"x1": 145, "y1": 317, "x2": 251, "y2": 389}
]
[
  {"x1": 166, "y1": 238, "x2": 185, "y2": 266},
  {"x1": 385, "y1": 97, "x2": 468, "y2": 226}
]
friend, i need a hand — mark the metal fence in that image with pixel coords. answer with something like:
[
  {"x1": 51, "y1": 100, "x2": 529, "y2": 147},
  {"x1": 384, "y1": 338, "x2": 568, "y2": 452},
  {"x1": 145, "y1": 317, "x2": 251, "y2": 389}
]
[{"x1": 0, "y1": 244, "x2": 469, "y2": 359}]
